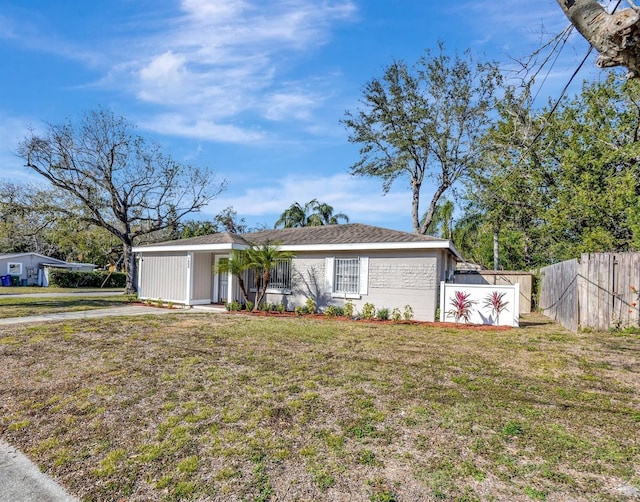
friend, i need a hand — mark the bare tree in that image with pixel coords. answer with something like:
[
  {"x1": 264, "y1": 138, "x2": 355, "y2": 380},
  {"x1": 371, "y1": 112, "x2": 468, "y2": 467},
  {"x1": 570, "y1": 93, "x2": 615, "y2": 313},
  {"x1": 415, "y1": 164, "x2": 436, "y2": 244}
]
[
  {"x1": 18, "y1": 108, "x2": 226, "y2": 293},
  {"x1": 557, "y1": 0, "x2": 640, "y2": 77}
]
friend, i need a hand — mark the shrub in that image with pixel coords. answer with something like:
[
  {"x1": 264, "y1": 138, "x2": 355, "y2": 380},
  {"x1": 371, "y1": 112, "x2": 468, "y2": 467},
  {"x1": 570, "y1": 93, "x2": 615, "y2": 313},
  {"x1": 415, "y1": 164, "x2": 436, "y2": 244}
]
[
  {"x1": 324, "y1": 305, "x2": 344, "y2": 317},
  {"x1": 294, "y1": 305, "x2": 306, "y2": 316},
  {"x1": 391, "y1": 307, "x2": 402, "y2": 322},
  {"x1": 245, "y1": 301, "x2": 254, "y2": 311},
  {"x1": 225, "y1": 302, "x2": 232, "y2": 311},
  {"x1": 344, "y1": 301, "x2": 354, "y2": 318},
  {"x1": 276, "y1": 303, "x2": 285, "y2": 313},
  {"x1": 361, "y1": 302, "x2": 376, "y2": 320},
  {"x1": 403, "y1": 305, "x2": 414, "y2": 321},
  {"x1": 305, "y1": 297, "x2": 317, "y2": 314},
  {"x1": 227, "y1": 301, "x2": 241, "y2": 311},
  {"x1": 376, "y1": 308, "x2": 389, "y2": 320},
  {"x1": 260, "y1": 302, "x2": 271, "y2": 312},
  {"x1": 47, "y1": 269, "x2": 126, "y2": 288}
]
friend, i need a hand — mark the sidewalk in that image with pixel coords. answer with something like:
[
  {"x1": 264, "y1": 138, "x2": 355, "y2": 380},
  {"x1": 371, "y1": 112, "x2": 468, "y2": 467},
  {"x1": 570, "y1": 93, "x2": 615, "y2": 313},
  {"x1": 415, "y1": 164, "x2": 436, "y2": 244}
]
[
  {"x1": 0, "y1": 304, "x2": 226, "y2": 325},
  {"x1": 0, "y1": 441, "x2": 78, "y2": 502}
]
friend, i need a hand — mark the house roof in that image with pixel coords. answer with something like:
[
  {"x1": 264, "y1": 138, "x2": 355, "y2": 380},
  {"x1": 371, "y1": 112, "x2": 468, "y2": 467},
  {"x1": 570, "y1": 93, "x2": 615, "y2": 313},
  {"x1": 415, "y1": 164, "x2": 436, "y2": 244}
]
[
  {"x1": 0, "y1": 252, "x2": 68, "y2": 264},
  {"x1": 134, "y1": 223, "x2": 462, "y2": 258}
]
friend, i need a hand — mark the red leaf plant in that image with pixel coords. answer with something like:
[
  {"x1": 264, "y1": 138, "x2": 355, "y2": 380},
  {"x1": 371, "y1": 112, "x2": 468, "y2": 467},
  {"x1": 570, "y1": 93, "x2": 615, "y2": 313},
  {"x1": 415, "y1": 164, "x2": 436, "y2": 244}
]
[
  {"x1": 447, "y1": 290, "x2": 476, "y2": 324},
  {"x1": 483, "y1": 291, "x2": 509, "y2": 326}
]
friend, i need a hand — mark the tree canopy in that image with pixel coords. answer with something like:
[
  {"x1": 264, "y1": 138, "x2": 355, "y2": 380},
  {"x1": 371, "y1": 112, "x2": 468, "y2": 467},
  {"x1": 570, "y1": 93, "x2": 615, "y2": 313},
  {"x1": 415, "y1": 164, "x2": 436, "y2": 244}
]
[
  {"x1": 18, "y1": 108, "x2": 226, "y2": 292},
  {"x1": 274, "y1": 199, "x2": 349, "y2": 228},
  {"x1": 343, "y1": 43, "x2": 501, "y2": 234}
]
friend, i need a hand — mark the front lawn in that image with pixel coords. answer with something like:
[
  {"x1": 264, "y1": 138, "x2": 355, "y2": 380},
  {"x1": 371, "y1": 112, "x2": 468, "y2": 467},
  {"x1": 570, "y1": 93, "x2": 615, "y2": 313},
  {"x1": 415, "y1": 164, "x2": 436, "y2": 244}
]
[
  {"x1": 0, "y1": 294, "x2": 134, "y2": 318},
  {"x1": 0, "y1": 313, "x2": 638, "y2": 501}
]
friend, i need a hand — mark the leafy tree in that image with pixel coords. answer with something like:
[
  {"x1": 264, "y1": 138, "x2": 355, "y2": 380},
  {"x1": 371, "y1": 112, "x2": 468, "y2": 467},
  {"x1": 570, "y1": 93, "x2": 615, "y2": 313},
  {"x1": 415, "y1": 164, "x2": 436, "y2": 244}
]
[
  {"x1": 342, "y1": 43, "x2": 501, "y2": 234},
  {"x1": 275, "y1": 199, "x2": 349, "y2": 228},
  {"x1": 179, "y1": 220, "x2": 218, "y2": 239},
  {"x1": 540, "y1": 75, "x2": 640, "y2": 258},
  {"x1": 245, "y1": 242, "x2": 293, "y2": 310},
  {"x1": 18, "y1": 108, "x2": 226, "y2": 293},
  {"x1": 214, "y1": 206, "x2": 248, "y2": 234}
]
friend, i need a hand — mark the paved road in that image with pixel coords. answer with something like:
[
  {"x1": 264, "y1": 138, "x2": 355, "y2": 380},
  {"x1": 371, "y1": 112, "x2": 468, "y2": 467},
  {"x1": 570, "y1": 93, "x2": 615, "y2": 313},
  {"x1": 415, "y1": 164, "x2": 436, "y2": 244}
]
[{"x1": 0, "y1": 299, "x2": 225, "y2": 500}]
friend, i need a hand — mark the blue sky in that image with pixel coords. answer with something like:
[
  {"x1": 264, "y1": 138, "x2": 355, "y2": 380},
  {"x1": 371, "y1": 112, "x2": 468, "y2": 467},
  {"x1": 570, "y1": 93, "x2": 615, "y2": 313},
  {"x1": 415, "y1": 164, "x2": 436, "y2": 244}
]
[{"x1": 0, "y1": 0, "x2": 609, "y2": 232}]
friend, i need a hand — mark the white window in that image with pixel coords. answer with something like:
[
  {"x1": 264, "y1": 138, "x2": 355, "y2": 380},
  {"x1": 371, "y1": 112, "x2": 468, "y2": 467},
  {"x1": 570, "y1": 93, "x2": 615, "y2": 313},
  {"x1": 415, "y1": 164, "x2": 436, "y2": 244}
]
[
  {"x1": 334, "y1": 258, "x2": 360, "y2": 294},
  {"x1": 7, "y1": 262, "x2": 22, "y2": 275},
  {"x1": 325, "y1": 256, "x2": 368, "y2": 298},
  {"x1": 248, "y1": 258, "x2": 292, "y2": 292}
]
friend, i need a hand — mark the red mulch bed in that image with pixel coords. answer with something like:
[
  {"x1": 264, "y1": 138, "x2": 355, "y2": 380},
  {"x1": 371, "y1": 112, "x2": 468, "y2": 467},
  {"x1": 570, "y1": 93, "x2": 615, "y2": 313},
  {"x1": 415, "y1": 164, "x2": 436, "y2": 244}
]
[{"x1": 222, "y1": 309, "x2": 512, "y2": 330}]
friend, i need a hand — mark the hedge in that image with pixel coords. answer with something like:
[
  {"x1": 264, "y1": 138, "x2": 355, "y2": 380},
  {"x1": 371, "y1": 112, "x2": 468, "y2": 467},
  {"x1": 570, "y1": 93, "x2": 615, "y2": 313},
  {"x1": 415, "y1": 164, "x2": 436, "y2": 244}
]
[{"x1": 47, "y1": 269, "x2": 126, "y2": 288}]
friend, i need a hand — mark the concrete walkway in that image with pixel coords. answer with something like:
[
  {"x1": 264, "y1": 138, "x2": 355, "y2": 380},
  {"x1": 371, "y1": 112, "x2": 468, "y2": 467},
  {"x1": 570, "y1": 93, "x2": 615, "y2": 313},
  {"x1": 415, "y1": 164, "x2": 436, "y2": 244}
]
[
  {"x1": 0, "y1": 301, "x2": 226, "y2": 500},
  {"x1": 0, "y1": 441, "x2": 78, "y2": 502}
]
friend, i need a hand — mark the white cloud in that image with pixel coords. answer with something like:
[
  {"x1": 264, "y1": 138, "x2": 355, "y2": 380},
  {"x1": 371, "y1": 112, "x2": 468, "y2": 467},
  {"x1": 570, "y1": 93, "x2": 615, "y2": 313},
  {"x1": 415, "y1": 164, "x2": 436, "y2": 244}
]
[
  {"x1": 117, "y1": 0, "x2": 355, "y2": 128},
  {"x1": 137, "y1": 113, "x2": 266, "y2": 143}
]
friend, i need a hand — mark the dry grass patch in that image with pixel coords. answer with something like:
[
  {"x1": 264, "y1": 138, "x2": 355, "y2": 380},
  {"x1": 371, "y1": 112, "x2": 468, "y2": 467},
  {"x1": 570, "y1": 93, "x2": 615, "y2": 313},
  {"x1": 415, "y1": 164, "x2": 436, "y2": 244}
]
[
  {"x1": 0, "y1": 313, "x2": 638, "y2": 501},
  {"x1": 0, "y1": 294, "x2": 134, "y2": 318}
]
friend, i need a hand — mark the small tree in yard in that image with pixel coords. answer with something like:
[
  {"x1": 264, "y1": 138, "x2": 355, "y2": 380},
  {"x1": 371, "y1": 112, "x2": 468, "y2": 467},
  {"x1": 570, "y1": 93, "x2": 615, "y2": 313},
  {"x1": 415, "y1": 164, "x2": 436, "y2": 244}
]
[
  {"x1": 214, "y1": 250, "x2": 251, "y2": 304},
  {"x1": 245, "y1": 242, "x2": 293, "y2": 311},
  {"x1": 18, "y1": 108, "x2": 226, "y2": 293}
]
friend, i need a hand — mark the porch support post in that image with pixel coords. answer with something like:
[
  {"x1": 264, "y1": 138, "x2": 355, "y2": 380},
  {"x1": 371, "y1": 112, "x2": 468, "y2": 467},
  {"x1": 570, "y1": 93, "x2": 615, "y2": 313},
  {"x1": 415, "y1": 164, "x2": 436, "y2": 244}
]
[{"x1": 186, "y1": 252, "x2": 194, "y2": 305}]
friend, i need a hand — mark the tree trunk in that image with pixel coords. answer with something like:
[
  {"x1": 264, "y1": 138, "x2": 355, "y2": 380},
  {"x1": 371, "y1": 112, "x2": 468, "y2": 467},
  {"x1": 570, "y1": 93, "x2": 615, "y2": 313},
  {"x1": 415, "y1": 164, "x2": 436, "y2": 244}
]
[
  {"x1": 493, "y1": 228, "x2": 500, "y2": 270},
  {"x1": 123, "y1": 241, "x2": 137, "y2": 294},
  {"x1": 556, "y1": 0, "x2": 640, "y2": 77}
]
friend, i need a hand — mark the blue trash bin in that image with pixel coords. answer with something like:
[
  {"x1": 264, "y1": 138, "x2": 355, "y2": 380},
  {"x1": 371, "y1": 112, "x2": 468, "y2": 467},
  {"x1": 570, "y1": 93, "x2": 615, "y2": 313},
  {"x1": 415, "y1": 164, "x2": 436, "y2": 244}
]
[{"x1": 1, "y1": 275, "x2": 12, "y2": 287}]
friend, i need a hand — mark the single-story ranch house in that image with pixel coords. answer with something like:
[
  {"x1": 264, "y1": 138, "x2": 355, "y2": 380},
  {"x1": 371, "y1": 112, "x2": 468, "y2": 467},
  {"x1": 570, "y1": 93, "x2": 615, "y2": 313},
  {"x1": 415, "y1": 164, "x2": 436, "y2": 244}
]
[
  {"x1": 133, "y1": 223, "x2": 462, "y2": 321},
  {"x1": 0, "y1": 252, "x2": 97, "y2": 286}
]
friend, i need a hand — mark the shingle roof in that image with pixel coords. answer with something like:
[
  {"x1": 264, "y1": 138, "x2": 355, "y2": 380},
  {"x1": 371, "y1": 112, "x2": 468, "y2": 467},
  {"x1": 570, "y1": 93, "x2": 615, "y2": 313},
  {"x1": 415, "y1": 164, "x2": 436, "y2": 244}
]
[{"x1": 141, "y1": 223, "x2": 447, "y2": 248}]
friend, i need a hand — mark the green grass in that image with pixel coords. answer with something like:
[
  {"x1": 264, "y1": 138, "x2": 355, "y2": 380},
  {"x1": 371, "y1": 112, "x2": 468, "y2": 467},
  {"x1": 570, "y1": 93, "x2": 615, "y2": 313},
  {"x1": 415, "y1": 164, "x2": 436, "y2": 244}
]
[
  {"x1": 0, "y1": 313, "x2": 638, "y2": 501},
  {"x1": 0, "y1": 294, "x2": 134, "y2": 318}
]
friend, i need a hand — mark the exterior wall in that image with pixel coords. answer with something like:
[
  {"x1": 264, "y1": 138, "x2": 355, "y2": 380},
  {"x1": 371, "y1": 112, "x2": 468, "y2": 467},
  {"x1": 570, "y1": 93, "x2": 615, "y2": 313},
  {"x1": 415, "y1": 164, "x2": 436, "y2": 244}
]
[
  {"x1": 138, "y1": 252, "x2": 188, "y2": 303},
  {"x1": 264, "y1": 250, "x2": 443, "y2": 321},
  {"x1": 191, "y1": 252, "x2": 212, "y2": 304},
  {"x1": 0, "y1": 254, "x2": 67, "y2": 286}
]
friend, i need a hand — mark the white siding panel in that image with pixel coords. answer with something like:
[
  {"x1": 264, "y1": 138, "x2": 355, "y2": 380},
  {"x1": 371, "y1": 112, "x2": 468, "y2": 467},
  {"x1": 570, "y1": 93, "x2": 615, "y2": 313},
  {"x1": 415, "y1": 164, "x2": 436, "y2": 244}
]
[
  {"x1": 138, "y1": 252, "x2": 188, "y2": 304},
  {"x1": 192, "y1": 253, "x2": 212, "y2": 302}
]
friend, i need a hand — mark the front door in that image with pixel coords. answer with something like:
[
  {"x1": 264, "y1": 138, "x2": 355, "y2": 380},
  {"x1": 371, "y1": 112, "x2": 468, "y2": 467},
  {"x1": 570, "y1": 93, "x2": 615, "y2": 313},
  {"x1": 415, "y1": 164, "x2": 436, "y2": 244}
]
[{"x1": 216, "y1": 257, "x2": 229, "y2": 304}]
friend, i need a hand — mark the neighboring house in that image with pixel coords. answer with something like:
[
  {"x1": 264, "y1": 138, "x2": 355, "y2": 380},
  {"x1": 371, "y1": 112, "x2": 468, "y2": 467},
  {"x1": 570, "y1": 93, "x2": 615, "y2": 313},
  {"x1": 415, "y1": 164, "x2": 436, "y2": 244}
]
[
  {"x1": 0, "y1": 253, "x2": 97, "y2": 286},
  {"x1": 133, "y1": 223, "x2": 461, "y2": 321}
]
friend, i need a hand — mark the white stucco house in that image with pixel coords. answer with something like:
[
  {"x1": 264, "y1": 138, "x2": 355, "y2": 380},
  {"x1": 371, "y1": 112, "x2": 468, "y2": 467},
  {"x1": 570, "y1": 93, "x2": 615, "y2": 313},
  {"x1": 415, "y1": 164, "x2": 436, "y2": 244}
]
[{"x1": 132, "y1": 223, "x2": 461, "y2": 321}]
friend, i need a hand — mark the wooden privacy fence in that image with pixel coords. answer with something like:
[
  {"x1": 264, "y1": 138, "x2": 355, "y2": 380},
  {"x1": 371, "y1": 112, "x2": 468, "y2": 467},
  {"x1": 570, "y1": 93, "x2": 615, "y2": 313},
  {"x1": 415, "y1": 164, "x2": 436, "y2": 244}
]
[
  {"x1": 454, "y1": 270, "x2": 532, "y2": 314},
  {"x1": 539, "y1": 253, "x2": 640, "y2": 332}
]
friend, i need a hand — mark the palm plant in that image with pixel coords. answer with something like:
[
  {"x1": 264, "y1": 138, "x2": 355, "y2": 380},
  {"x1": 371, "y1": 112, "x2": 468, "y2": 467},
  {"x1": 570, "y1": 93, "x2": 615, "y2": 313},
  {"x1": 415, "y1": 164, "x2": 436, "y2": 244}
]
[
  {"x1": 422, "y1": 198, "x2": 455, "y2": 239},
  {"x1": 245, "y1": 241, "x2": 293, "y2": 310},
  {"x1": 274, "y1": 202, "x2": 307, "y2": 228},
  {"x1": 275, "y1": 199, "x2": 349, "y2": 228},
  {"x1": 306, "y1": 199, "x2": 350, "y2": 226},
  {"x1": 213, "y1": 250, "x2": 250, "y2": 303},
  {"x1": 483, "y1": 291, "x2": 509, "y2": 325}
]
